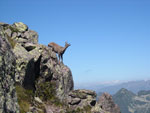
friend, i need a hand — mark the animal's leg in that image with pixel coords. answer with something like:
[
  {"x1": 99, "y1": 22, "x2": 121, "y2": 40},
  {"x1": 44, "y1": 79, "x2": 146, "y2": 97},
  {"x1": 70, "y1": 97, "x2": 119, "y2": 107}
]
[
  {"x1": 61, "y1": 54, "x2": 63, "y2": 63},
  {"x1": 58, "y1": 54, "x2": 60, "y2": 64}
]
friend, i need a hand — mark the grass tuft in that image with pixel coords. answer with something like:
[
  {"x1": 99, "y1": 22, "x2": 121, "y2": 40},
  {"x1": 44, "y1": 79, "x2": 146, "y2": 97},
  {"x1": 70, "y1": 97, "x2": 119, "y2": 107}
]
[
  {"x1": 15, "y1": 84, "x2": 34, "y2": 113},
  {"x1": 5, "y1": 34, "x2": 16, "y2": 48}
]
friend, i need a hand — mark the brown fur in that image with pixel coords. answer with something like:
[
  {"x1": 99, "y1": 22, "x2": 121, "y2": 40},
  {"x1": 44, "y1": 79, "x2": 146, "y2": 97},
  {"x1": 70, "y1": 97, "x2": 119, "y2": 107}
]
[{"x1": 48, "y1": 42, "x2": 71, "y2": 63}]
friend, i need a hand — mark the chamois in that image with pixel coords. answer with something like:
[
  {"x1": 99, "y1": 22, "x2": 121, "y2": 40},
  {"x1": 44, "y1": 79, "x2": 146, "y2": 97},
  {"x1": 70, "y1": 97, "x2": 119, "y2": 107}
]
[{"x1": 48, "y1": 42, "x2": 71, "y2": 63}]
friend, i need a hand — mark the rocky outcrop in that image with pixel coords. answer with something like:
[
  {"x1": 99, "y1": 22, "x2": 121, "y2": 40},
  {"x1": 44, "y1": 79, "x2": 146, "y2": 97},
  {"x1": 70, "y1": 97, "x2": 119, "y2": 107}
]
[
  {"x1": 0, "y1": 22, "x2": 74, "y2": 112},
  {"x1": 0, "y1": 25, "x2": 19, "y2": 113},
  {"x1": 0, "y1": 22, "x2": 120, "y2": 113},
  {"x1": 1, "y1": 22, "x2": 74, "y2": 100},
  {"x1": 35, "y1": 45, "x2": 74, "y2": 101},
  {"x1": 67, "y1": 89, "x2": 97, "y2": 109},
  {"x1": 92, "y1": 93, "x2": 121, "y2": 113}
]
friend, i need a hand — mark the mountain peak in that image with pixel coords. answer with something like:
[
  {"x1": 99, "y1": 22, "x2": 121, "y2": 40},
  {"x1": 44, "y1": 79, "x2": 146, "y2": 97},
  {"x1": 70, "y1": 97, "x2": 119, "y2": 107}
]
[
  {"x1": 116, "y1": 88, "x2": 136, "y2": 98},
  {"x1": 113, "y1": 88, "x2": 150, "y2": 113}
]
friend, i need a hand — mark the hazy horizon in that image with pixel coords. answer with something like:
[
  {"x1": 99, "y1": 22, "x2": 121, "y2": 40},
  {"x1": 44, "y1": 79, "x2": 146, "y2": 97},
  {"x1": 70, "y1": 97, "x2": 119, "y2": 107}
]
[{"x1": 1, "y1": 0, "x2": 150, "y2": 86}]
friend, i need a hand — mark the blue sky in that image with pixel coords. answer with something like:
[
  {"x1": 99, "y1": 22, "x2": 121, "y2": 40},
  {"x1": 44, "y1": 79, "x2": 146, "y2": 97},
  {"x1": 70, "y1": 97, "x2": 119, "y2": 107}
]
[{"x1": 1, "y1": 0, "x2": 150, "y2": 86}]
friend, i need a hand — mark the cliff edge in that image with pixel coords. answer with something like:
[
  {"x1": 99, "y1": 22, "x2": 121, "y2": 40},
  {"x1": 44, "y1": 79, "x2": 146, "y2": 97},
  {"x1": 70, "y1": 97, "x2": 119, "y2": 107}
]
[{"x1": 0, "y1": 22, "x2": 120, "y2": 113}]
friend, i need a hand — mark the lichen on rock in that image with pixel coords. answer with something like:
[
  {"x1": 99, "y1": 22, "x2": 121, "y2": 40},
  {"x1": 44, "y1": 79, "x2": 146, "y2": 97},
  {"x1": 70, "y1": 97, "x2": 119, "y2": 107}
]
[
  {"x1": 2, "y1": 22, "x2": 74, "y2": 110},
  {"x1": 12, "y1": 22, "x2": 28, "y2": 32},
  {"x1": 67, "y1": 89, "x2": 96, "y2": 111},
  {"x1": 0, "y1": 25, "x2": 19, "y2": 113}
]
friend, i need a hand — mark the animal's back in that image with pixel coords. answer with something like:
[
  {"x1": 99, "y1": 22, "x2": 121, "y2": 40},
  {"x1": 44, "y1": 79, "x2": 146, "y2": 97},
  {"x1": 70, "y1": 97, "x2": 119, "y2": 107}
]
[
  {"x1": 48, "y1": 42, "x2": 62, "y2": 53},
  {"x1": 48, "y1": 42, "x2": 56, "y2": 47}
]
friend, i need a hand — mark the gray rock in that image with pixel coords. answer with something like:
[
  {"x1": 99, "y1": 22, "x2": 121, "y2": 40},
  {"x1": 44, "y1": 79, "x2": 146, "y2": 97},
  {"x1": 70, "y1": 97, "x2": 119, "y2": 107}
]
[
  {"x1": 0, "y1": 27, "x2": 19, "y2": 113},
  {"x1": 13, "y1": 43, "x2": 35, "y2": 87},
  {"x1": 0, "y1": 22, "x2": 9, "y2": 26},
  {"x1": 23, "y1": 30, "x2": 38, "y2": 44},
  {"x1": 54, "y1": 64, "x2": 74, "y2": 100},
  {"x1": 24, "y1": 43, "x2": 36, "y2": 51},
  {"x1": 13, "y1": 30, "x2": 38, "y2": 46},
  {"x1": 68, "y1": 98, "x2": 81, "y2": 105},
  {"x1": 17, "y1": 32, "x2": 21, "y2": 37},
  {"x1": 92, "y1": 93, "x2": 121, "y2": 113},
  {"x1": 12, "y1": 32, "x2": 17, "y2": 38},
  {"x1": 35, "y1": 45, "x2": 74, "y2": 101},
  {"x1": 4, "y1": 28, "x2": 12, "y2": 37},
  {"x1": 12, "y1": 22, "x2": 28, "y2": 32},
  {"x1": 67, "y1": 89, "x2": 96, "y2": 109}
]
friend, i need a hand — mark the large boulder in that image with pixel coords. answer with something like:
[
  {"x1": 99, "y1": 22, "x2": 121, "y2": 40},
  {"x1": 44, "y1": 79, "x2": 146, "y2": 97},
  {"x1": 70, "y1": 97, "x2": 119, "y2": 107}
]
[
  {"x1": 0, "y1": 25, "x2": 19, "y2": 113},
  {"x1": 12, "y1": 22, "x2": 28, "y2": 32},
  {"x1": 92, "y1": 93, "x2": 121, "y2": 113}
]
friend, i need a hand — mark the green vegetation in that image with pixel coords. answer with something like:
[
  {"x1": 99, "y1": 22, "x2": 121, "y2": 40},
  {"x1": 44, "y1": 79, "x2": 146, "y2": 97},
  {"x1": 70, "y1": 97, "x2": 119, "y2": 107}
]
[
  {"x1": 6, "y1": 35, "x2": 16, "y2": 48},
  {"x1": 36, "y1": 81, "x2": 63, "y2": 107},
  {"x1": 4, "y1": 32, "x2": 16, "y2": 49},
  {"x1": 113, "y1": 88, "x2": 150, "y2": 113},
  {"x1": 9, "y1": 25, "x2": 19, "y2": 33},
  {"x1": 15, "y1": 84, "x2": 34, "y2": 113},
  {"x1": 15, "y1": 81, "x2": 93, "y2": 113},
  {"x1": 0, "y1": 30, "x2": 16, "y2": 49},
  {"x1": 36, "y1": 81, "x2": 56, "y2": 101}
]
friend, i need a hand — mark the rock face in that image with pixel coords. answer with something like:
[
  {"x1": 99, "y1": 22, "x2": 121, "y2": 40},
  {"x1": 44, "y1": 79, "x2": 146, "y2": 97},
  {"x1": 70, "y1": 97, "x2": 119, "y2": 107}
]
[
  {"x1": 0, "y1": 22, "x2": 120, "y2": 113},
  {"x1": 1, "y1": 22, "x2": 74, "y2": 101},
  {"x1": 35, "y1": 45, "x2": 74, "y2": 101},
  {"x1": 67, "y1": 89, "x2": 97, "y2": 109},
  {"x1": 98, "y1": 93, "x2": 121, "y2": 113},
  {"x1": 91, "y1": 93, "x2": 120, "y2": 113},
  {"x1": 0, "y1": 25, "x2": 19, "y2": 113}
]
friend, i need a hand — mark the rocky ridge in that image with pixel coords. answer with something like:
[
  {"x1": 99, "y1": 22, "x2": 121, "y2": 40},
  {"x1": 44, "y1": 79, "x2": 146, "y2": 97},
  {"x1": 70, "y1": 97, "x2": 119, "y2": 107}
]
[
  {"x1": 0, "y1": 22, "x2": 120, "y2": 113},
  {"x1": 113, "y1": 88, "x2": 150, "y2": 113}
]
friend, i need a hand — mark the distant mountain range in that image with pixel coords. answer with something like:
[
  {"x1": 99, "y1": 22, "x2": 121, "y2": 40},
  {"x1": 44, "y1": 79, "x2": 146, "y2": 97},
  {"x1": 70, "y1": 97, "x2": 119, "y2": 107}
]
[
  {"x1": 76, "y1": 80, "x2": 150, "y2": 95},
  {"x1": 98, "y1": 80, "x2": 150, "y2": 94},
  {"x1": 113, "y1": 88, "x2": 150, "y2": 113}
]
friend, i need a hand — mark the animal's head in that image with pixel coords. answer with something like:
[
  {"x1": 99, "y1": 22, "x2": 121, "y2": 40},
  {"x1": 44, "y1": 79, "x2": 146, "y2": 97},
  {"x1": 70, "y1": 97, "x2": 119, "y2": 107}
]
[{"x1": 65, "y1": 42, "x2": 71, "y2": 47}]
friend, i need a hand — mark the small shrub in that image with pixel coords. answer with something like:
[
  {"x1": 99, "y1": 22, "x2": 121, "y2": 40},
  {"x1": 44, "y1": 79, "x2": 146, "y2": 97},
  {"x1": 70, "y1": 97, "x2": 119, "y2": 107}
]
[
  {"x1": 35, "y1": 81, "x2": 63, "y2": 106},
  {"x1": 9, "y1": 25, "x2": 19, "y2": 32}
]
